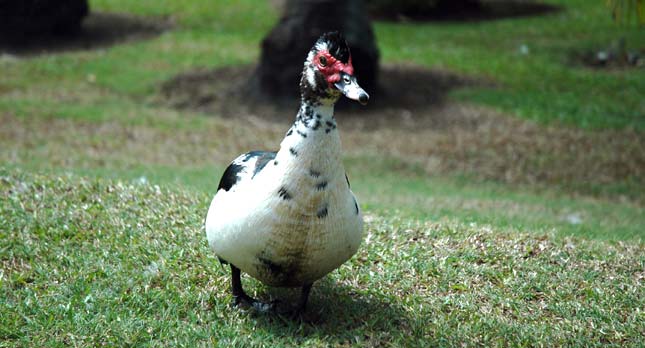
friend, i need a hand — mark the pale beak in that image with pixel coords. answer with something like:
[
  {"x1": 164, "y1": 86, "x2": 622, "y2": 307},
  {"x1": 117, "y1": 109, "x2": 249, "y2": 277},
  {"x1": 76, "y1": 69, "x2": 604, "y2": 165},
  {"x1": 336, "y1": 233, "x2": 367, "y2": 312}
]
[{"x1": 335, "y1": 73, "x2": 369, "y2": 105}]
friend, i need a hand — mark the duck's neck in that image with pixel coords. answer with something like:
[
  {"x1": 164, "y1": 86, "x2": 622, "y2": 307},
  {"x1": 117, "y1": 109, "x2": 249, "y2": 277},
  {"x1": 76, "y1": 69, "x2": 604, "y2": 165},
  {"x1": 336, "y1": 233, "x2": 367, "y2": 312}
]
[{"x1": 277, "y1": 100, "x2": 343, "y2": 175}]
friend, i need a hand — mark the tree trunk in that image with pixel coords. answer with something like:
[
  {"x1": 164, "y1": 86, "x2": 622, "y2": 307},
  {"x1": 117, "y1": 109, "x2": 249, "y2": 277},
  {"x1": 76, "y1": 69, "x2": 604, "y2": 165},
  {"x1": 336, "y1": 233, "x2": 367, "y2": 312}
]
[{"x1": 255, "y1": 0, "x2": 379, "y2": 100}]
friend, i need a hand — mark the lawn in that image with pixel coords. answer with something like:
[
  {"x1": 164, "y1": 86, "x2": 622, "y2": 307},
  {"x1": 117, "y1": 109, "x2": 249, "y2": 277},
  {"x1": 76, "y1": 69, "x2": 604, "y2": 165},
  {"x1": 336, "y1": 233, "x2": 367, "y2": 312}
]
[{"x1": 1, "y1": 0, "x2": 644, "y2": 346}]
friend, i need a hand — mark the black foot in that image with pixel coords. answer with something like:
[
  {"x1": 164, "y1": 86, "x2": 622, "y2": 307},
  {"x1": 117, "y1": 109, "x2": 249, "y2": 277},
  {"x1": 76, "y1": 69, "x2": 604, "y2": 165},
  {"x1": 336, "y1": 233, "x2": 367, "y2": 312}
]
[
  {"x1": 290, "y1": 304, "x2": 307, "y2": 317},
  {"x1": 285, "y1": 282, "x2": 313, "y2": 319},
  {"x1": 228, "y1": 264, "x2": 316, "y2": 317},
  {"x1": 229, "y1": 264, "x2": 277, "y2": 313},
  {"x1": 287, "y1": 305, "x2": 320, "y2": 323},
  {"x1": 232, "y1": 294, "x2": 276, "y2": 313},
  {"x1": 288, "y1": 308, "x2": 307, "y2": 320}
]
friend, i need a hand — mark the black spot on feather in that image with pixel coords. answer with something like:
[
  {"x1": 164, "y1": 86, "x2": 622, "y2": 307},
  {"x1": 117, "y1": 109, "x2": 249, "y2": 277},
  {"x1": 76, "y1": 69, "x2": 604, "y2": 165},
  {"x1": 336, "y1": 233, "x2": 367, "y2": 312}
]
[
  {"x1": 309, "y1": 169, "x2": 321, "y2": 178},
  {"x1": 296, "y1": 130, "x2": 307, "y2": 138},
  {"x1": 278, "y1": 187, "x2": 291, "y2": 200},
  {"x1": 317, "y1": 204, "x2": 329, "y2": 218},
  {"x1": 315, "y1": 181, "x2": 328, "y2": 191},
  {"x1": 289, "y1": 147, "x2": 298, "y2": 156}
]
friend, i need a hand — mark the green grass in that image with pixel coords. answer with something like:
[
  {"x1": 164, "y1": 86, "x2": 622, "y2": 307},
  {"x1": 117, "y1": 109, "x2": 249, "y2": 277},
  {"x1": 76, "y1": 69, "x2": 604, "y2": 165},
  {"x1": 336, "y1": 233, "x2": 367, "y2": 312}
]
[
  {"x1": 1, "y1": 0, "x2": 644, "y2": 346},
  {"x1": 375, "y1": 0, "x2": 645, "y2": 130},
  {"x1": 348, "y1": 157, "x2": 644, "y2": 241},
  {"x1": 7, "y1": 154, "x2": 643, "y2": 244},
  {"x1": 1, "y1": 169, "x2": 643, "y2": 347},
  {"x1": 1, "y1": 1, "x2": 643, "y2": 129}
]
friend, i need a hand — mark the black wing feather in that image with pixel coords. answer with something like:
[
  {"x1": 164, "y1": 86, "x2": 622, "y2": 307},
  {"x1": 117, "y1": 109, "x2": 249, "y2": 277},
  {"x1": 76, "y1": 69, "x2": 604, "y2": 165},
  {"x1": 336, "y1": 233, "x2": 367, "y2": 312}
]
[
  {"x1": 217, "y1": 162, "x2": 245, "y2": 191},
  {"x1": 217, "y1": 151, "x2": 277, "y2": 191}
]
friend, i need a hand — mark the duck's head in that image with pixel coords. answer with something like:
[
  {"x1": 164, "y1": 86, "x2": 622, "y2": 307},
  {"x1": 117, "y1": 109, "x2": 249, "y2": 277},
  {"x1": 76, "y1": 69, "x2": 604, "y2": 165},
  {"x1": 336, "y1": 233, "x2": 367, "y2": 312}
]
[{"x1": 300, "y1": 31, "x2": 369, "y2": 106}]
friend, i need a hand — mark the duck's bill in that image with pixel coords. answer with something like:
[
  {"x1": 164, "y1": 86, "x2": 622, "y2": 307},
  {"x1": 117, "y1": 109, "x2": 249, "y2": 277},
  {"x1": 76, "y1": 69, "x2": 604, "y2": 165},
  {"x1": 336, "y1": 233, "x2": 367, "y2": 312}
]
[{"x1": 334, "y1": 74, "x2": 369, "y2": 105}]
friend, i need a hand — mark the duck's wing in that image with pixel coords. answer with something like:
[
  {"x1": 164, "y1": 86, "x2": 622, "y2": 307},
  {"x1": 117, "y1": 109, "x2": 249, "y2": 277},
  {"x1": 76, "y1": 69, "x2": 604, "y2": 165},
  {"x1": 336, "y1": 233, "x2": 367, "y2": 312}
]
[
  {"x1": 217, "y1": 151, "x2": 277, "y2": 192},
  {"x1": 207, "y1": 151, "x2": 277, "y2": 264}
]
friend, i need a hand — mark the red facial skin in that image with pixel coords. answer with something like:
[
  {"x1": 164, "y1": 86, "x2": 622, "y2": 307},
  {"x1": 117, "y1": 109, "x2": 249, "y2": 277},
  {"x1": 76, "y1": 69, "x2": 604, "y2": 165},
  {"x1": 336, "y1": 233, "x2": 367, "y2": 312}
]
[{"x1": 313, "y1": 50, "x2": 354, "y2": 88}]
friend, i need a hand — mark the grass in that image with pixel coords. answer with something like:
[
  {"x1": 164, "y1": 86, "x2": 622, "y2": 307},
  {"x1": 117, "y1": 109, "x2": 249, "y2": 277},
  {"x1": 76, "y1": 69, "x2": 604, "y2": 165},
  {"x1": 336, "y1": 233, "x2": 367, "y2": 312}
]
[
  {"x1": 1, "y1": 169, "x2": 643, "y2": 347},
  {"x1": 1, "y1": 113, "x2": 642, "y2": 243},
  {"x1": 1, "y1": 1, "x2": 644, "y2": 129},
  {"x1": 350, "y1": 157, "x2": 645, "y2": 241},
  {"x1": 1, "y1": 0, "x2": 644, "y2": 346},
  {"x1": 376, "y1": 0, "x2": 645, "y2": 130}
]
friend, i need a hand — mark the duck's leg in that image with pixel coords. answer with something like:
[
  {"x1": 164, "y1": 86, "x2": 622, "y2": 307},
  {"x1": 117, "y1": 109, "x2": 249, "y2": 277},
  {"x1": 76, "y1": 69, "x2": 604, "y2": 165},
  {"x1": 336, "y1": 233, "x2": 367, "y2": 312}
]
[
  {"x1": 294, "y1": 283, "x2": 313, "y2": 313},
  {"x1": 230, "y1": 264, "x2": 273, "y2": 312}
]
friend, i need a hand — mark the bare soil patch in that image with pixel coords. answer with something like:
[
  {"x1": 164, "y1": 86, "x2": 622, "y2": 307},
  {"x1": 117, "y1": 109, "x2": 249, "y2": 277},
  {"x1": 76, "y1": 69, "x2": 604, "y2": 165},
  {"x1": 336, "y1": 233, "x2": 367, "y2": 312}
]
[
  {"x1": 0, "y1": 12, "x2": 171, "y2": 56},
  {"x1": 159, "y1": 64, "x2": 645, "y2": 202}
]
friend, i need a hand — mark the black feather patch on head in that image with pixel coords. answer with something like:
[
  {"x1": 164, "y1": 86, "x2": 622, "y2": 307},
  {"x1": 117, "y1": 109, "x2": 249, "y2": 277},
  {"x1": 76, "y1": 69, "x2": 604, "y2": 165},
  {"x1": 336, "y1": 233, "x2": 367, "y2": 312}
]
[{"x1": 316, "y1": 31, "x2": 350, "y2": 63}]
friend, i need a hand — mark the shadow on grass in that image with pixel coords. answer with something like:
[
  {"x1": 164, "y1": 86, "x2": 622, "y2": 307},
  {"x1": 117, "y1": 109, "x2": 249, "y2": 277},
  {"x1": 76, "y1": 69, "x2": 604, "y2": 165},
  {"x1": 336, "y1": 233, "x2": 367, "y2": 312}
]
[
  {"x1": 0, "y1": 12, "x2": 170, "y2": 56},
  {"x1": 249, "y1": 278, "x2": 412, "y2": 341}
]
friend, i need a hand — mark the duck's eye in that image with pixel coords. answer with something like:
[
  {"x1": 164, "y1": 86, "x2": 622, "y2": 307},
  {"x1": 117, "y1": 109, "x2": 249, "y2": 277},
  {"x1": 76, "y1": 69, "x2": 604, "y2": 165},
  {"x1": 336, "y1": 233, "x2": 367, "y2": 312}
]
[
  {"x1": 343, "y1": 75, "x2": 351, "y2": 84},
  {"x1": 319, "y1": 56, "x2": 327, "y2": 67}
]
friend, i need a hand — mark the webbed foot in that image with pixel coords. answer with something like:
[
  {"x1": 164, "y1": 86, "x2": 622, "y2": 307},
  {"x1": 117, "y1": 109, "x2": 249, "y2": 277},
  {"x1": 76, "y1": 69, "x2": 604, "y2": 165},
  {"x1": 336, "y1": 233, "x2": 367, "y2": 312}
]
[{"x1": 232, "y1": 294, "x2": 277, "y2": 313}]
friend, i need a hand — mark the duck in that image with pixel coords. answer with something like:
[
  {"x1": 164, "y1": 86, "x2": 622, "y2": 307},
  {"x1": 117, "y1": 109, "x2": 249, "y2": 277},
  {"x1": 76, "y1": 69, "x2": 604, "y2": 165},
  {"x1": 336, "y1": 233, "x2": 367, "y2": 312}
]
[{"x1": 205, "y1": 31, "x2": 369, "y2": 313}]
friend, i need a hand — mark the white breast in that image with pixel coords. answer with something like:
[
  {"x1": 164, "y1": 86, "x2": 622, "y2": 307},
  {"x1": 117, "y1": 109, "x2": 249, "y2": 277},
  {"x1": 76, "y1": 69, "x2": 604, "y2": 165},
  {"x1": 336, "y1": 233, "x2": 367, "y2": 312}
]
[{"x1": 205, "y1": 110, "x2": 363, "y2": 287}]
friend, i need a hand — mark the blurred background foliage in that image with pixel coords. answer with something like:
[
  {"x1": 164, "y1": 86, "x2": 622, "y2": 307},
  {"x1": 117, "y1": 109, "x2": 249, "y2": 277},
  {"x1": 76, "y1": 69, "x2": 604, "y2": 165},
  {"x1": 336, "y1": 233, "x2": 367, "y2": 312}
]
[{"x1": 606, "y1": 0, "x2": 645, "y2": 24}]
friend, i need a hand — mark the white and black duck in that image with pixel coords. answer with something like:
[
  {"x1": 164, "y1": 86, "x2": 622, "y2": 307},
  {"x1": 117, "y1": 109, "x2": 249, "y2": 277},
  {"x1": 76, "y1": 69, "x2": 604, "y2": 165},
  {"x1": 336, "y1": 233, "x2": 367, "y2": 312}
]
[{"x1": 205, "y1": 32, "x2": 369, "y2": 313}]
